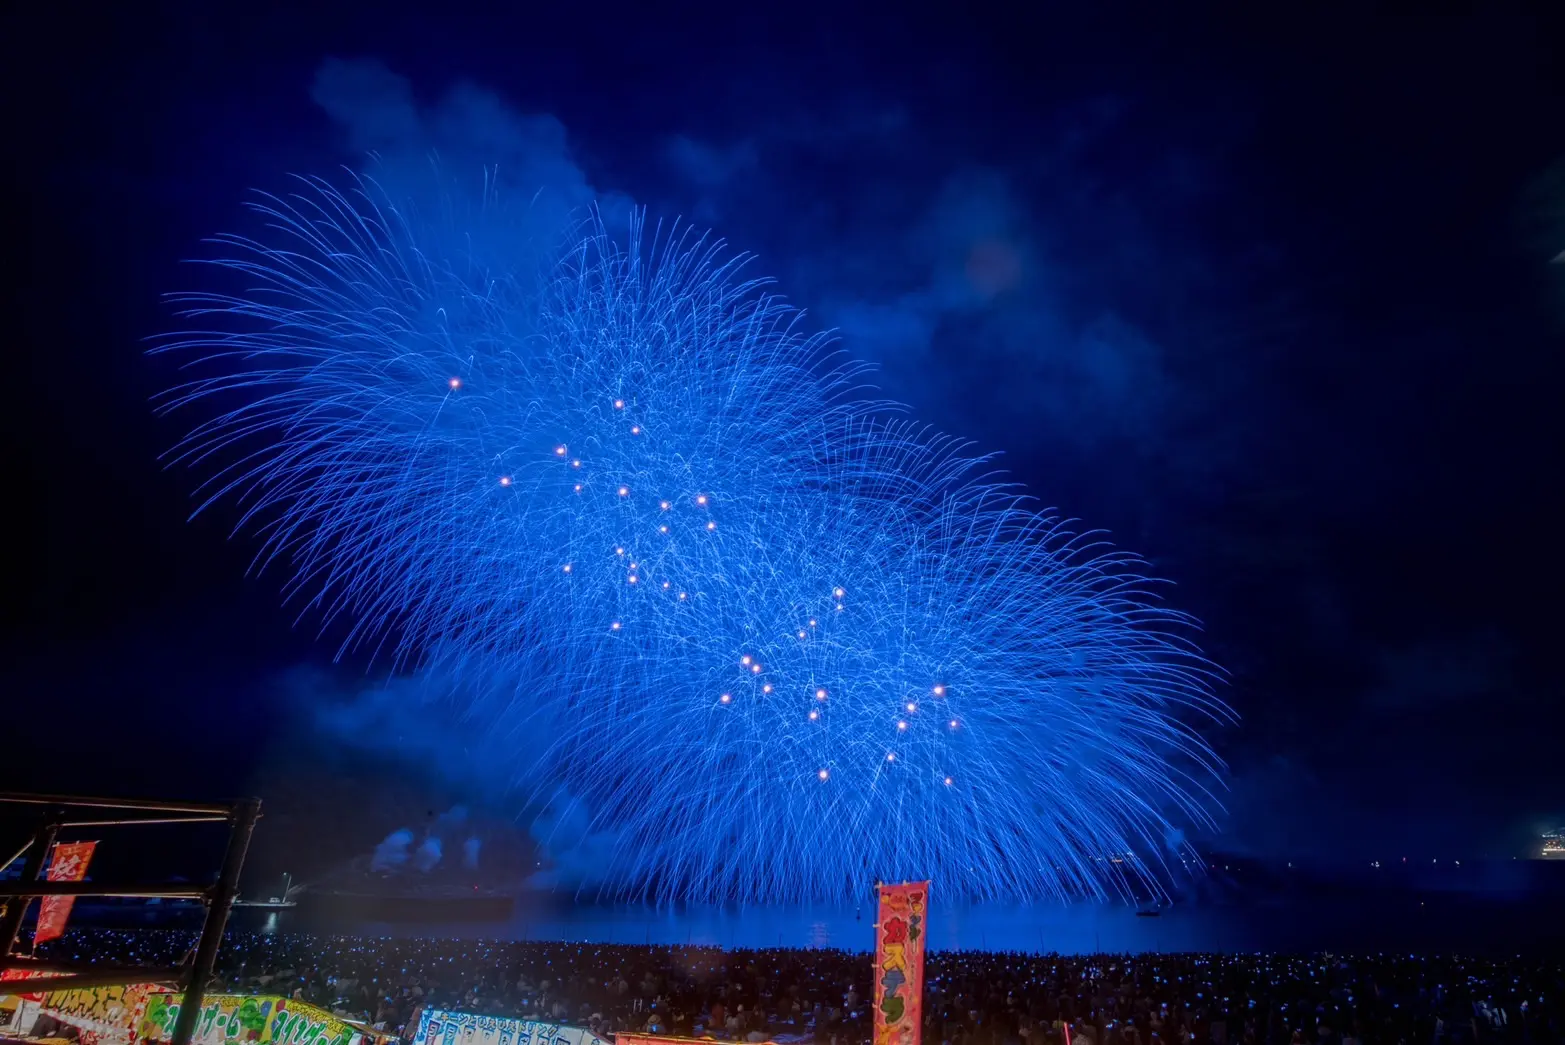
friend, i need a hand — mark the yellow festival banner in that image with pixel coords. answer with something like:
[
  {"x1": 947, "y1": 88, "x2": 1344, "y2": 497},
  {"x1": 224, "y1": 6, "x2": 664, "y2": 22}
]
[
  {"x1": 138, "y1": 993, "x2": 386, "y2": 1045},
  {"x1": 873, "y1": 882, "x2": 928, "y2": 1045},
  {"x1": 34, "y1": 983, "x2": 159, "y2": 1045}
]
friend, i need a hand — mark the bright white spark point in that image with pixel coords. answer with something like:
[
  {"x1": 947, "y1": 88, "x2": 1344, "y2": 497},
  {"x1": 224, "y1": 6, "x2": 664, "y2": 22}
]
[
  {"x1": 631, "y1": 425, "x2": 641, "y2": 434},
  {"x1": 629, "y1": 562, "x2": 638, "y2": 570},
  {"x1": 906, "y1": 702, "x2": 917, "y2": 712},
  {"x1": 659, "y1": 500, "x2": 671, "y2": 510},
  {"x1": 818, "y1": 769, "x2": 829, "y2": 780},
  {"x1": 932, "y1": 685, "x2": 946, "y2": 696},
  {"x1": 808, "y1": 710, "x2": 819, "y2": 721},
  {"x1": 562, "y1": 564, "x2": 572, "y2": 573},
  {"x1": 571, "y1": 459, "x2": 581, "y2": 468},
  {"x1": 499, "y1": 476, "x2": 511, "y2": 486},
  {"x1": 751, "y1": 664, "x2": 762, "y2": 674},
  {"x1": 660, "y1": 525, "x2": 669, "y2": 533},
  {"x1": 816, "y1": 688, "x2": 828, "y2": 700},
  {"x1": 835, "y1": 603, "x2": 844, "y2": 612},
  {"x1": 615, "y1": 547, "x2": 624, "y2": 556},
  {"x1": 706, "y1": 521, "x2": 716, "y2": 531},
  {"x1": 808, "y1": 619, "x2": 817, "y2": 627},
  {"x1": 797, "y1": 630, "x2": 806, "y2": 639},
  {"x1": 897, "y1": 721, "x2": 908, "y2": 731},
  {"x1": 762, "y1": 683, "x2": 773, "y2": 693},
  {"x1": 627, "y1": 575, "x2": 638, "y2": 584},
  {"x1": 678, "y1": 592, "x2": 687, "y2": 600},
  {"x1": 945, "y1": 776, "x2": 953, "y2": 786},
  {"x1": 555, "y1": 446, "x2": 567, "y2": 456},
  {"x1": 573, "y1": 484, "x2": 583, "y2": 493},
  {"x1": 886, "y1": 753, "x2": 896, "y2": 762},
  {"x1": 720, "y1": 693, "x2": 732, "y2": 704},
  {"x1": 833, "y1": 587, "x2": 845, "y2": 598},
  {"x1": 448, "y1": 377, "x2": 461, "y2": 389},
  {"x1": 618, "y1": 486, "x2": 630, "y2": 497},
  {"x1": 613, "y1": 399, "x2": 624, "y2": 409},
  {"x1": 696, "y1": 495, "x2": 708, "y2": 506},
  {"x1": 610, "y1": 621, "x2": 621, "y2": 631},
  {"x1": 949, "y1": 719, "x2": 958, "y2": 728},
  {"x1": 741, "y1": 655, "x2": 752, "y2": 665},
  {"x1": 662, "y1": 581, "x2": 671, "y2": 589}
]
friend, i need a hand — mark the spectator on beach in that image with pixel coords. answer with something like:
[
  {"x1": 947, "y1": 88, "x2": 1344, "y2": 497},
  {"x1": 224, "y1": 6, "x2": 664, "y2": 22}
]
[{"x1": 17, "y1": 929, "x2": 1564, "y2": 1045}]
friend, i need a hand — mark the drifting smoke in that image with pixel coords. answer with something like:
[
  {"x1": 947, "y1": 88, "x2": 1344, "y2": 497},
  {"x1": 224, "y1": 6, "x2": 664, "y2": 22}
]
[
  {"x1": 413, "y1": 836, "x2": 443, "y2": 873},
  {"x1": 369, "y1": 828, "x2": 414, "y2": 872}
]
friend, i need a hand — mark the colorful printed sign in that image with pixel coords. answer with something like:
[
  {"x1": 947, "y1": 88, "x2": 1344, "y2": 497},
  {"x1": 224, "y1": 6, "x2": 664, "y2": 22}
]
[
  {"x1": 873, "y1": 881, "x2": 928, "y2": 1045},
  {"x1": 139, "y1": 993, "x2": 380, "y2": 1045},
  {"x1": 412, "y1": 1009, "x2": 610, "y2": 1045},
  {"x1": 37, "y1": 841, "x2": 97, "y2": 943},
  {"x1": 614, "y1": 1036, "x2": 792, "y2": 1045},
  {"x1": 36, "y1": 983, "x2": 159, "y2": 1045}
]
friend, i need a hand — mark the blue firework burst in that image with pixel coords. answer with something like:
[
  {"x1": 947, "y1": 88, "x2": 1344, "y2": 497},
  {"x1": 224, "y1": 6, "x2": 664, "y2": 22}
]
[{"x1": 156, "y1": 172, "x2": 1229, "y2": 904}]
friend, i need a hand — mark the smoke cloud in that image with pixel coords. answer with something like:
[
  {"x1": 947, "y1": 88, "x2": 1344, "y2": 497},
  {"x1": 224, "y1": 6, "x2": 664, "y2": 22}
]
[
  {"x1": 369, "y1": 828, "x2": 413, "y2": 872},
  {"x1": 525, "y1": 786, "x2": 624, "y2": 894},
  {"x1": 413, "y1": 836, "x2": 442, "y2": 873},
  {"x1": 283, "y1": 662, "x2": 616, "y2": 886},
  {"x1": 310, "y1": 57, "x2": 635, "y2": 250}
]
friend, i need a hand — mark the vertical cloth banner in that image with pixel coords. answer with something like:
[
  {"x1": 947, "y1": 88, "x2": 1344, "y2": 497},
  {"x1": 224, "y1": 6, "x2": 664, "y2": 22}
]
[
  {"x1": 35, "y1": 841, "x2": 97, "y2": 943},
  {"x1": 873, "y1": 882, "x2": 928, "y2": 1045}
]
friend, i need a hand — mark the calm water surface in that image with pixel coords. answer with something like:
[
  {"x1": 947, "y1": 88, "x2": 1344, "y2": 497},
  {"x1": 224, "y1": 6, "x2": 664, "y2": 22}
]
[{"x1": 246, "y1": 888, "x2": 1563, "y2": 954}]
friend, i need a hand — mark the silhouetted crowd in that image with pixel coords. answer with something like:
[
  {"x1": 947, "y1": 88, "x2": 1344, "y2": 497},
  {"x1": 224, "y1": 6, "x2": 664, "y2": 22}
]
[{"x1": 25, "y1": 930, "x2": 1563, "y2": 1045}]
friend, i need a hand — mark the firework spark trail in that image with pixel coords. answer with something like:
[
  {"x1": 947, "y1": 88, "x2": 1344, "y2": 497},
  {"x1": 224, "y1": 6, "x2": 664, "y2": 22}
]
[{"x1": 156, "y1": 172, "x2": 1230, "y2": 903}]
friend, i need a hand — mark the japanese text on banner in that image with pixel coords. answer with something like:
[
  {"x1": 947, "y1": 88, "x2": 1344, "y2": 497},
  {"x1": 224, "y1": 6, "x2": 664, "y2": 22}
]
[{"x1": 873, "y1": 882, "x2": 928, "y2": 1045}]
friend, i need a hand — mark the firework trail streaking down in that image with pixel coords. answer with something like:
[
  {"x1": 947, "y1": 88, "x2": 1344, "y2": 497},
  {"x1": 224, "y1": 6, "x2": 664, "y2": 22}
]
[{"x1": 156, "y1": 173, "x2": 1229, "y2": 903}]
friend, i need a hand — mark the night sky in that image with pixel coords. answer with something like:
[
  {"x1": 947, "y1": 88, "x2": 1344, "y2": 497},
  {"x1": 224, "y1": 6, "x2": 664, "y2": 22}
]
[{"x1": 5, "y1": 3, "x2": 1563, "y2": 882}]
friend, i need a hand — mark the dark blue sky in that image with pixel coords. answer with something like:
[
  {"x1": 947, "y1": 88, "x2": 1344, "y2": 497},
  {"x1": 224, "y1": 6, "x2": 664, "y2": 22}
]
[{"x1": 6, "y1": 3, "x2": 1563, "y2": 877}]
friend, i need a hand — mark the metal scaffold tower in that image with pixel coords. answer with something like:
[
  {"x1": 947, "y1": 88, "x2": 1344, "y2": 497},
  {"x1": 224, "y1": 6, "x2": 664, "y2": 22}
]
[{"x1": 0, "y1": 792, "x2": 261, "y2": 1045}]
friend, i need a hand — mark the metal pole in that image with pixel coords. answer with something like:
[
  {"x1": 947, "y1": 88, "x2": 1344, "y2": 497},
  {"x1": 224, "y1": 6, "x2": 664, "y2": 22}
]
[
  {"x1": 0, "y1": 818, "x2": 59, "y2": 960},
  {"x1": 60, "y1": 816, "x2": 230, "y2": 828},
  {"x1": 170, "y1": 798, "x2": 260, "y2": 1045},
  {"x1": 1, "y1": 838, "x2": 35, "y2": 876},
  {"x1": 0, "y1": 794, "x2": 232, "y2": 815},
  {"x1": 0, "y1": 883, "x2": 208, "y2": 899}
]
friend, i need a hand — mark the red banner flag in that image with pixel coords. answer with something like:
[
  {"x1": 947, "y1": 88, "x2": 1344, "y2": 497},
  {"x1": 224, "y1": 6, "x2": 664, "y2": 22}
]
[
  {"x1": 35, "y1": 841, "x2": 96, "y2": 944},
  {"x1": 873, "y1": 881, "x2": 928, "y2": 1045}
]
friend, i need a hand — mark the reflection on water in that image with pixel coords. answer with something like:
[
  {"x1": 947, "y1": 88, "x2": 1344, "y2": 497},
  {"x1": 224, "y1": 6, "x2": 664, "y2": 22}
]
[
  {"x1": 272, "y1": 889, "x2": 1562, "y2": 955},
  {"x1": 87, "y1": 865, "x2": 1565, "y2": 955},
  {"x1": 496, "y1": 902, "x2": 1162, "y2": 953}
]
